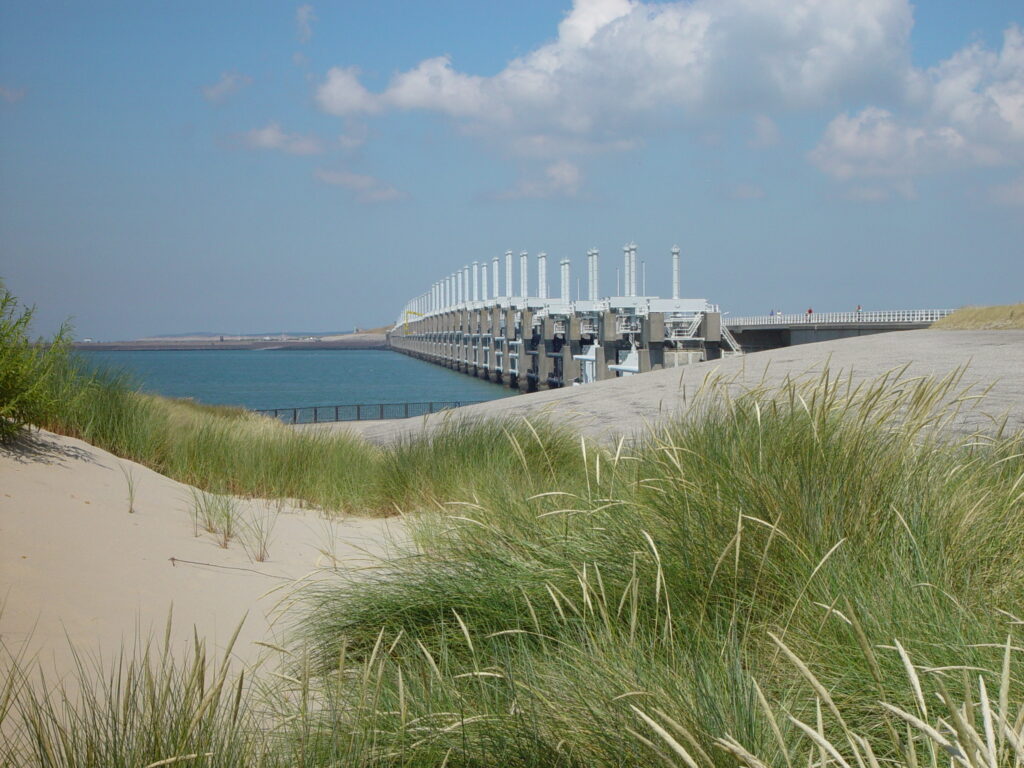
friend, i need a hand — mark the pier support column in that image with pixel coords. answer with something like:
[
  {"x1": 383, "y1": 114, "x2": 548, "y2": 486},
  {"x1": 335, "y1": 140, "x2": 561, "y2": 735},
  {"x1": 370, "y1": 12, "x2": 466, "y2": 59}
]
[
  {"x1": 503, "y1": 308, "x2": 518, "y2": 389},
  {"x1": 538, "y1": 317, "x2": 555, "y2": 389},
  {"x1": 599, "y1": 311, "x2": 619, "y2": 380},
  {"x1": 490, "y1": 307, "x2": 503, "y2": 382},
  {"x1": 563, "y1": 315, "x2": 581, "y2": 385},
  {"x1": 643, "y1": 313, "x2": 666, "y2": 371}
]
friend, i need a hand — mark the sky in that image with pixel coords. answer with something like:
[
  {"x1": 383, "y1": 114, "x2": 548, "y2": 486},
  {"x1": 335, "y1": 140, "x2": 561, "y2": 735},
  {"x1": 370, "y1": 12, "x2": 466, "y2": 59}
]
[{"x1": 0, "y1": 0, "x2": 1021, "y2": 340}]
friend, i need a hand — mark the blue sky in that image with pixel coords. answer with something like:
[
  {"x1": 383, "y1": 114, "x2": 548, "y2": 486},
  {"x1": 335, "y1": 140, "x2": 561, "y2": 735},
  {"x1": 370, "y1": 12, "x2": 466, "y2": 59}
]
[{"x1": 1, "y1": 0, "x2": 1021, "y2": 339}]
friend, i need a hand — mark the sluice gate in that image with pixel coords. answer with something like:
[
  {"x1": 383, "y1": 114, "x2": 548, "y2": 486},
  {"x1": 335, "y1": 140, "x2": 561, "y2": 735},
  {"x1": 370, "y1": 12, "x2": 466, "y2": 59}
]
[{"x1": 388, "y1": 245, "x2": 742, "y2": 392}]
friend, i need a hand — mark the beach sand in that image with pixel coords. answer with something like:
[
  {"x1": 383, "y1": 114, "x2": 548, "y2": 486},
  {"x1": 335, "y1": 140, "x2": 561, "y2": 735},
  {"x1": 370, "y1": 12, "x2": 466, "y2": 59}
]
[{"x1": 0, "y1": 429, "x2": 401, "y2": 680}]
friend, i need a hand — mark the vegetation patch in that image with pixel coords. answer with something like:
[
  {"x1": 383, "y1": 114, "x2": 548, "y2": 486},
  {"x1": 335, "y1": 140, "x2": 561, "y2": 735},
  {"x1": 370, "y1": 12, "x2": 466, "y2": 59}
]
[
  {"x1": 931, "y1": 303, "x2": 1024, "y2": 329},
  {"x1": 0, "y1": 283, "x2": 71, "y2": 442}
]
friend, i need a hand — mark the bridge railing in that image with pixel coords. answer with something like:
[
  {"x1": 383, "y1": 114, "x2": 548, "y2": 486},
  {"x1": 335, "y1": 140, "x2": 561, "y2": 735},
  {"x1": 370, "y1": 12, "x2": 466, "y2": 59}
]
[
  {"x1": 255, "y1": 400, "x2": 486, "y2": 425},
  {"x1": 724, "y1": 309, "x2": 954, "y2": 327}
]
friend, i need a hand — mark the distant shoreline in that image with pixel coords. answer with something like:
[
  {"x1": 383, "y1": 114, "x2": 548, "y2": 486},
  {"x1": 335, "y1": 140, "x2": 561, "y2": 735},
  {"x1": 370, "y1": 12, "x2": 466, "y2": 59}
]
[{"x1": 73, "y1": 333, "x2": 389, "y2": 352}]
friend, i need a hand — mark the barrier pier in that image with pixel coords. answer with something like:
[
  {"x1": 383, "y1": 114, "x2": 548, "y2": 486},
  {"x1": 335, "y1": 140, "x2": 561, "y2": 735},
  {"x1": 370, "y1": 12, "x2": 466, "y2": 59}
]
[{"x1": 389, "y1": 245, "x2": 742, "y2": 392}]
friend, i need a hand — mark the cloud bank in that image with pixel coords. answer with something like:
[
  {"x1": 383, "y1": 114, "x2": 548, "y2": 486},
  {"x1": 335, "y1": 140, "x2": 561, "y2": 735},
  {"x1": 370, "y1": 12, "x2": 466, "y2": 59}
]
[
  {"x1": 311, "y1": 0, "x2": 1024, "y2": 198},
  {"x1": 811, "y1": 25, "x2": 1024, "y2": 194},
  {"x1": 243, "y1": 123, "x2": 322, "y2": 155},
  {"x1": 316, "y1": 0, "x2": 913, "y2": 145}
]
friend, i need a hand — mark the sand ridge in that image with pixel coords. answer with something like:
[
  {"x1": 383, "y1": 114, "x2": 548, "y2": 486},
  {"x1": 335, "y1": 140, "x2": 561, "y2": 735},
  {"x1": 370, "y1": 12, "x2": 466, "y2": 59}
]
[{"x1": 0, "y1": 429, "x2": 401, "y2": 678}]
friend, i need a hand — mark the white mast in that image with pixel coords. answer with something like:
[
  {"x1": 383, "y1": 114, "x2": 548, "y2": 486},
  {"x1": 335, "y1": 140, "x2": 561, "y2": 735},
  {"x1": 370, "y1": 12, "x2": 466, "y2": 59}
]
[
  {"x1": 537, "y1": 252, "x2": 548, "y2": 300},
  {"x1": 623, "y1": 245, "x2": 631, "y2": 296},
  {"x1": 629, "y1": 243, "x2": 638, "y2": 297},
  {"x1": 519, "y1": 251, "x2": 528, "y2": 298},
  {"x1": 672, "y1": 245, "x2": 680, "y2": 300},
  {"x1": 587, "y1": 248, "x2": 600, "y2": 300},
  {"x1": 505, "y1": 251, "x2": 513, "y2": 299}
]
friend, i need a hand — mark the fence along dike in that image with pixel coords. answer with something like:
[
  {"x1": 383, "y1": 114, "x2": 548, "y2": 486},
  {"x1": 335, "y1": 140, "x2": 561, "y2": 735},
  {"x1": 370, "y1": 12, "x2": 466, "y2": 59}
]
[{"x1": 256, "y1": 400, "x2": 485, "y2": 425}]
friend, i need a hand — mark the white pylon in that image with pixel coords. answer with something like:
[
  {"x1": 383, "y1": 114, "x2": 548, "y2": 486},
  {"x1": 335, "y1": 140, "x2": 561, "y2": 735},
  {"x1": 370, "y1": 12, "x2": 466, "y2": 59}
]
[
  {"x1": 505, "y1": 251, "x2": 513, "y2": 299},
  {"x1": 629, "y1": 243, "x2": 638, "y2": 297},
  {"x1": 519, "y1": 251, "x2": 528, "y2": 298},
  {"x1": 537, "y1": 252, "x2": 548, "y2": 300},
  {"x1": 672, "y1": 245, "x2": 680, "y2": 300},
  {"x1": 587, "y1": 248, "x2": 600, "y2": 301},
  {"x1": 622, "y1": 244, "x2": 631, "y2": 297}
]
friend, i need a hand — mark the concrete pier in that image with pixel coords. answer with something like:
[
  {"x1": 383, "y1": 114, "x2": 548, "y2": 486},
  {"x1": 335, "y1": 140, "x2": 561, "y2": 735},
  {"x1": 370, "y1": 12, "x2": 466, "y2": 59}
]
[{"x1": 388, "y1": 246, "x2": 742, "y2": 392}]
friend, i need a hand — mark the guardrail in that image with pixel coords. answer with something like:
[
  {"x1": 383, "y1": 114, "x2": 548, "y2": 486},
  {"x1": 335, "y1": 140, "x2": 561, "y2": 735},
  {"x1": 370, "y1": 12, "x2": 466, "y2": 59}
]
[
  {"x1": 724, "y1": 309, "x2": 954, "y2": 327},
  {"x1": 256, "y1": 400, "x2": 486, "y2": 425}
]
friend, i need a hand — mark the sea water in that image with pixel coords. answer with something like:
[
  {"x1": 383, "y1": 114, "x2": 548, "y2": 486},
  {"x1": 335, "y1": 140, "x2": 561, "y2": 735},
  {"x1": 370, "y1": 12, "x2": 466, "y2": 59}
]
[{"x1": 79, "y1": 349, "x2": 515, "y2": 412}]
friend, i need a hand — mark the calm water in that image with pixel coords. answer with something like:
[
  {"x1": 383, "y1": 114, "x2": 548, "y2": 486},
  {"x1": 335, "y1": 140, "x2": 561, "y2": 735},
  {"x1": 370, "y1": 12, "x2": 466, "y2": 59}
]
[{"x1": 80, "y1": 349, "x2": 515, "y2": 411}]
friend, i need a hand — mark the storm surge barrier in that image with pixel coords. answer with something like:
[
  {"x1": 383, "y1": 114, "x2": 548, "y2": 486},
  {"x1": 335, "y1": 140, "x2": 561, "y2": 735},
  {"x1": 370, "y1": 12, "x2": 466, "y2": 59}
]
[
  {"x1": 256, "y1": 400, "x2": 485, "y2": 425},
  {"x1": 390, "y1": 244, "x2": 741, "y2": 393}
]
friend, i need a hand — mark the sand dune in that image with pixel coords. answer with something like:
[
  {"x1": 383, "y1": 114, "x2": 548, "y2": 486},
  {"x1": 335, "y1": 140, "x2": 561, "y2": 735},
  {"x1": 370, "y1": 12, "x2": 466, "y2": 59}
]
[{"x1": 0, "y1": 430, "x2": 401, "y2": 679}]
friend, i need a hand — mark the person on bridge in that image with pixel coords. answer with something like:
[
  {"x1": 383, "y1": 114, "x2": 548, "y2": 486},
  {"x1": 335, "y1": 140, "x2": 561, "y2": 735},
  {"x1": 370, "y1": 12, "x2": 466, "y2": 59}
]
[{"x1": 806, "y1": 307, "x2": 813, "y2": 318}]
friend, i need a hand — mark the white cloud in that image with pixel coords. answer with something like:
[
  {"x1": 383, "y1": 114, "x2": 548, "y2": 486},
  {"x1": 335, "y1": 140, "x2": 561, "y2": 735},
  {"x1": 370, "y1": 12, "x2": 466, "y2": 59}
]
[
  {"x1": 811, "y1": 25, "x2": 1024, "y2": 188},
  {"x1": 316, "y1": 67, "x2": 381, "y2": 115},
  {"x1": 315, "y1": 0, "x2": 915, "y2": 153},
  {"x1": 0, "y1": 85, "x2": 25, "y2": 104},
  {"x1": 312, "y1": 0, "x2": 1024, "y2": 197},
  {"x1": 296, "y1": 5, "x2": 316, "y2": 44},
  {"x1": 810, "y1": 107, "x2": 981, "y2": 180},
  {"x1": 202, "y1": 72, "x2": 251, "y2": 104},
  {"x1": 243, "y1": 123, "x2": 323, "y2": 155},
  {"x1": 384, "y1": 56, "x2": 487, "y2": 117},
  {"x1": 499, "y1": 161, "x2": 583, "y2": 199},
  {"x1": 314, "y1": 168, "x2": 406, "y2": 202}
]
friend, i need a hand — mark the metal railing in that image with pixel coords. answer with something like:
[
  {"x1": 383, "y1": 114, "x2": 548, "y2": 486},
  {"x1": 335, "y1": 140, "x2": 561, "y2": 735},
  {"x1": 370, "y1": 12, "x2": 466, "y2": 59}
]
[
  {"x1": 724, "y1": 309, "x2": 954, "y2": 327},
  {"x1": 256, "y1": 400, "x2": 486, "y2": 425}
]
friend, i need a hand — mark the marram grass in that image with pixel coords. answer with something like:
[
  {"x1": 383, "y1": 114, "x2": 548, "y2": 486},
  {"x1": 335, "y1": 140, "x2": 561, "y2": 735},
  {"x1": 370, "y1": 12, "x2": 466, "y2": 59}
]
[
  {"x1": 0, "y1": 615, "x2": 264, "y2": 768},
  {"x1": 38, "y1": 354, "x2": 583, "y2": 516},
  {"x1": 288, "y1": 368, "x2": 1024, "y2": 767},
  {"x1": 931, "y1": 303, "x2": 1024, "y2": 330}
]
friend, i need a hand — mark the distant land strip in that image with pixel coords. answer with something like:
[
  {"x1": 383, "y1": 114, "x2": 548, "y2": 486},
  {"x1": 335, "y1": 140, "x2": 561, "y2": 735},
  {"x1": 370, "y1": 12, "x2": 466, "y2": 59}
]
[{"x1": 73, "y1": 333, "x2": 388, "y2": 352}]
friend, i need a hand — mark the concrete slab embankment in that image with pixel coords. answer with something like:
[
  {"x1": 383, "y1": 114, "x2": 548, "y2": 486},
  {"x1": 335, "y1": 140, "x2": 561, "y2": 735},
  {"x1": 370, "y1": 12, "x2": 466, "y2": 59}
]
[{"x1": 301, "y1": 330, "x2": 1024, "y2": 444}]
